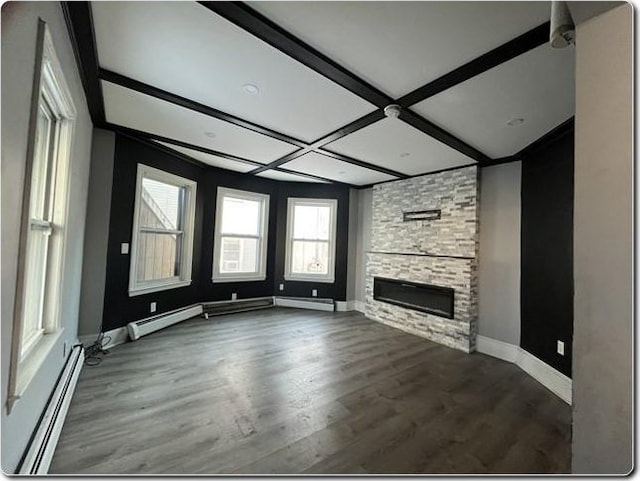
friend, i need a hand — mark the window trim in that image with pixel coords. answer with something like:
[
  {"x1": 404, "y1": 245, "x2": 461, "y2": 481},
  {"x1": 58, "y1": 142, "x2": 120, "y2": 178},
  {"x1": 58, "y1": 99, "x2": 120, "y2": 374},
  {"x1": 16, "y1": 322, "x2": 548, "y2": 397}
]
[
  {"x1": 128, "y1": 164, "x2": 197, "y2": 297},
  {"x1": 212, "y1": 187, "x2": 270, "y2": 283},
  {"x1": 284, "y1": 197, "x2": 338, "y2": 284},
  {"x1": 8, "y1": 21, "x2": 76, "y2": 413}
]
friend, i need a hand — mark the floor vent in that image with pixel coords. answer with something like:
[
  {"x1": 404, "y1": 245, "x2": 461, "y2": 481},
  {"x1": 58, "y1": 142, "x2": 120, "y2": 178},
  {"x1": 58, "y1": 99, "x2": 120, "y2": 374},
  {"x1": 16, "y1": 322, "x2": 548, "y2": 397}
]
[
  {"x1": 202, "y1": 297, "x2": 274, "y2": 318},
  {"x1": 127, "y1": 304, "x2": 203, "y2": 341},
  {"x1": 18, "y1": 344, "x2": 84, "y2": 474}
]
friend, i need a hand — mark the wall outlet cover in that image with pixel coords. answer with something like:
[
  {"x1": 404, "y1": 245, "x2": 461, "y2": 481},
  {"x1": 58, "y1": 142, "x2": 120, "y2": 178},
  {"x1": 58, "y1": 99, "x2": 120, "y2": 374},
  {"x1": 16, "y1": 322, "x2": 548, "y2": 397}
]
[
  {"x1": 231, "y1": 293, "x2": 237, "y2": 300},
  {"x1": 312, "y1": 289, "x2": 318, "y2": 297},
  {"x1": 557, "y1": 340, "x2": 565, "y2": 355},
  {"x1": 150, "y1": 302, "x2": 157, "y2": 313},
  {"x1": 279, "y1": 283, "x2": 284, "y2": 291},
  {"x1": 121, "y1": 242, "x2": 129, "y2": 254}
]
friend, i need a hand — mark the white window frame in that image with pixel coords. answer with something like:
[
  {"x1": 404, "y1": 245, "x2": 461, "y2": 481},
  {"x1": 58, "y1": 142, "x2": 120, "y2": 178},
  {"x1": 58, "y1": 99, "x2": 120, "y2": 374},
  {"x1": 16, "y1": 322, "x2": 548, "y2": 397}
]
[
  {"x1": 128, "y1": 164, "x2": 197, "y2": 296},
  {"x1": 8, "y1": 22, "x2": 76, "y2": 412},
  {"x1": 284, "y1": 197, "x2": 338, "y2": 283},
  {"x1": 212, "y1": 187, "x2": 269, "y2": 283}
]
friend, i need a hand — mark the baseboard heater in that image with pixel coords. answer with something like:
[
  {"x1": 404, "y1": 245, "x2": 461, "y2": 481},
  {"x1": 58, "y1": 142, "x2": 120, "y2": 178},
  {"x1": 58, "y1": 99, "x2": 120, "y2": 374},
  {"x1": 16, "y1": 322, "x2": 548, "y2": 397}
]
[
  {"x1": 202, "y1": 297, "x2": 274, "y2": 318},
  {"x1": 127, "y1": 304, "x2": 203, "y2": 341},
  {"x1": 274, "y1": 296, "x2": 335, "y2": 312},
  {"x1": 17, "y1": 344, "x2": 84, "y2": 474}
]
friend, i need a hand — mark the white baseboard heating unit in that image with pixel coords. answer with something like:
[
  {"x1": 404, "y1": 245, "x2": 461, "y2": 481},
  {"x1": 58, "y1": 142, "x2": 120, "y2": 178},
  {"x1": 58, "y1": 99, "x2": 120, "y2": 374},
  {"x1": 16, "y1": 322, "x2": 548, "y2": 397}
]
[
  {"x1": 18, "y1": 344, "x2": 84, "y2": 474},
  {"x1": 127, "y1": 304, "x2": 203, "y2": 341},
  {"x1": 202, "y1": 297, "x2": 274, "y2": 318}
]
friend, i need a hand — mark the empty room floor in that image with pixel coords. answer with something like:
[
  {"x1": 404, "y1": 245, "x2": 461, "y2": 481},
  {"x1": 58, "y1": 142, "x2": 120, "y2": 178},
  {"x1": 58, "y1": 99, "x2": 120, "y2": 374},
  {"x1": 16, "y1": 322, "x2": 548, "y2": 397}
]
[{"x1": 50, "y1": 308, "x2": 571, "y2": 474}]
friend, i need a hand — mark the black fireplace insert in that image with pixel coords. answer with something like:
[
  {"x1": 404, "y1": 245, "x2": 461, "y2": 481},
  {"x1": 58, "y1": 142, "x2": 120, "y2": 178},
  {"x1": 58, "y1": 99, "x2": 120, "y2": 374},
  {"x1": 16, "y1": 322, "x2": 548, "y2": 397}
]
[{"x1": 373, "y1": 277, "x2": 454, "y2": 319}]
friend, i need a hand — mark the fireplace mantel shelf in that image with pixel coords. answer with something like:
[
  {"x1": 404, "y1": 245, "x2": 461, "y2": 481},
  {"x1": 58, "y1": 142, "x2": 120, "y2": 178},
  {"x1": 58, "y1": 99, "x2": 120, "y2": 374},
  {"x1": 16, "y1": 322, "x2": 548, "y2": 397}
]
[{"x1": 368, "y1": 250, "x2": 474, "y2": 260}]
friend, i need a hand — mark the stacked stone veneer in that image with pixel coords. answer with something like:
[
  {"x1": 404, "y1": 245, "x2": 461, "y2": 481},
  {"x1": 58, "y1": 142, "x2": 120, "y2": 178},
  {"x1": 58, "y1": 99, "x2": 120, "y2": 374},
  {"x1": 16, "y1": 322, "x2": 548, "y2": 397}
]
[{"x1": 365, "y1": 166, "x2": 479, "y2": 352}]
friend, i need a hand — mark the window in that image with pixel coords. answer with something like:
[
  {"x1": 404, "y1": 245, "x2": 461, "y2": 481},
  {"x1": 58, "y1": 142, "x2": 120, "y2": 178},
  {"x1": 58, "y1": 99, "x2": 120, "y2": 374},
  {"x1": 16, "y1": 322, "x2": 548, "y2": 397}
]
[
  {"x1": 8, "y1": 22, "x2": 76, "y2": 410},
  {"x1": 129, "y1": 165, "x2": 197, "y2": 296},
  {"x1": 213, "y1": 187, "x2": 269, "y2": 282},
  {"x1": 285, "y1": 198, "x2": 337, "y2": 283}
]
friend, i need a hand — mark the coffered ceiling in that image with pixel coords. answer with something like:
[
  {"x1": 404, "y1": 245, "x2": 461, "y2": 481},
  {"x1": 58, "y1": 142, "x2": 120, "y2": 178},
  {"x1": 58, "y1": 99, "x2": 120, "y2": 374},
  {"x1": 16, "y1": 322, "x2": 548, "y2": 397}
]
[{"x1": 63, "y1": 1, "x2": 577, "y2": 188}]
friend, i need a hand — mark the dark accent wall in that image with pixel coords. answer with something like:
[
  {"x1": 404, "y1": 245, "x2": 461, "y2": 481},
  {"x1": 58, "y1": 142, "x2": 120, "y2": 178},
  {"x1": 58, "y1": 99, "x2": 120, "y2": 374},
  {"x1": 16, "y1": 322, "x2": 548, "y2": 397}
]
[
  {"x1": 273, "y1": 183, "x2": 350, "y2": 301},
  {"x1": 520, "y1": 132, "x2": 574, "y2": 377},
  {"x1": 101, "y1": 135, "x2": 350, "y2": 330}
]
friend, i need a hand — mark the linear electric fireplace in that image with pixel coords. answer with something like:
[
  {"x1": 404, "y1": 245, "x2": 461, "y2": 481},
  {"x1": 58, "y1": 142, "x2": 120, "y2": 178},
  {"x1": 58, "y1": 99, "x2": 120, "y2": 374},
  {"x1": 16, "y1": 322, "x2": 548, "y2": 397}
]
[{"x1": 373, "y1": 277, "x2": 454, "y2": 319}]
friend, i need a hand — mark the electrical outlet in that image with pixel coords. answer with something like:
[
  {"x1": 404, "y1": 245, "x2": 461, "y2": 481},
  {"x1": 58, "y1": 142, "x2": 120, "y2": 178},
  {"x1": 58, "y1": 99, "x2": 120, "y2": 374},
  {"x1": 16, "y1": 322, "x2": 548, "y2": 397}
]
[
  {"x1": 121, "y1": 242, "x2": 129, "y2": 254},
  {"x1": 557, "y1": 340, "x2": 565, "y2": 356},
  {"x1": 312, "y1": 289, "x2": 318, "y2": 297},
  {"x1": 279, "y1": 283, "x2": 284, "y2": 291},
  {"x1": 231, "y1": 293, "x2": 237, "y2": 300},
  {"x1": 150, "y1": 302, "x2": 157, "y2": 313}
]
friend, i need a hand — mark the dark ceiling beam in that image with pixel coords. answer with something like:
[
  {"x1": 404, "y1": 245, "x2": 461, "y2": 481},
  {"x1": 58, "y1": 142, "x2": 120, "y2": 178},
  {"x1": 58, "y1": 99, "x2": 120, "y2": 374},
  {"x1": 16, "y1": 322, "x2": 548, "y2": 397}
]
[
  {"x1": 396, "y1": 22, "x2": 551, "y2": 108},
  {"x1": 308, "y1": 110, "x2": 385, "y2": 150},
  {"x1": 61, "y1": 1, "x2": 105, "y2": 124},
  {"x1": 99, "y1": 68, "x2": 308, "y2": 148},
  {"x1": 248, "y1": 148, "x2": 310, "y2": 175},
  {"x1": 400, "y1": 110, "x2": 489, "y2": 163},
  {"x1": 274, "y1": 167, "x2": 356, "y2": 187},
  {"x1": 104, "y1": 123, "x2": 355, "y2": 186},
  {"x1": 103, "y1": 122, "x2": 264, "y2": 167},
  {"x1": 198, "y1": 1, "x2": 393, "y2": 108},
  {"x1": 317, "y1": 149, "x2": 406, "y2": 179}
]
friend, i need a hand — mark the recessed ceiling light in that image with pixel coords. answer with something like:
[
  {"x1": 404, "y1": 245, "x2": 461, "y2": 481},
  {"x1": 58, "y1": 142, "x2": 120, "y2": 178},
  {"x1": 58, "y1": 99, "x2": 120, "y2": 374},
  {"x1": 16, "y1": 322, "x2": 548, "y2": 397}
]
[
  {"x1": 203, "y1": 131, "x2": 216, "y2": 138},
  {"x1": 507, "y1": 118, "x2": 525, "y2": 126},
  {"x1": 400, "y1": 152, "x2": 411, "y2": 158},
  {"x1": 242, "y1": 83, "x2": 260, "y2": 95}
]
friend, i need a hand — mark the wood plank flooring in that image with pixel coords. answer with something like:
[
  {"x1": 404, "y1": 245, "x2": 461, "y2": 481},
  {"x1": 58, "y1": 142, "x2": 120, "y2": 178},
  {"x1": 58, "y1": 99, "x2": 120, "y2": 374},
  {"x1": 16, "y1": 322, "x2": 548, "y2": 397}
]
[{"x1": 50, "y1": 308, "x2": 571, "y2": 474}]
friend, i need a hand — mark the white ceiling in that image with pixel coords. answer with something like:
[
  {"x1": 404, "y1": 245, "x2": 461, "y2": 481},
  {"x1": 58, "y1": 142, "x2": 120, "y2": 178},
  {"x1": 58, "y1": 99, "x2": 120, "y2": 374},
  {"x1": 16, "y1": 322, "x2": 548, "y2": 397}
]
[
  {"x1": 248, "y1": 1, "x2": 552, "y2": 98},
  {"x1": 102, "y1": 81, "x2": 298, "y2": 163},
  {"x1": 284, "y1": 152, "x2": 397, "y2": 186},
  {"x1": 413, "y1": 43, "x2": 575, "y2": 158},
  {"x1": 153, "y1": 142, "x2": 257, "y2": 173},
  {"x1": 324, "y1": 118, "x2": 475, "y2": 175},
  {"x1": 92, "y1": 1, "x2": 376, "y2": 143},
  {"x1": 88, "y1": 1, "x2": 576, "y2": 187},
  {"x1": 256, "y1": 170, "x2": 327, "y2": 183}
]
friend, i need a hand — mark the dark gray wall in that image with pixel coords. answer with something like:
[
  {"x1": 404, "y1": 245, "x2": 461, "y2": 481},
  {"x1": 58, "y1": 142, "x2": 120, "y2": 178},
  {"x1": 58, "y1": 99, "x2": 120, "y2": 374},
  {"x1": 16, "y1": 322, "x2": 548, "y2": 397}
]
[
  {"x1": 78, "y1": 129, "x2": 115, "y2": 338},
  {"x1": 572, "y1": 4, "x2": 632, "y2": 474},
  {"x1": 477, "y1": 162, "x2": 521, "y2": 345},
  {"x1": 1, "y1": 2, "x2": 93, "y2": 472}
]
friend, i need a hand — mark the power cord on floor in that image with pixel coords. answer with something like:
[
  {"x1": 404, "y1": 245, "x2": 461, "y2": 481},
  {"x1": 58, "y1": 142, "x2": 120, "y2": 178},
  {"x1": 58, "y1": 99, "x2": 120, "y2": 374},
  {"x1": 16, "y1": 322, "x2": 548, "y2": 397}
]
[{"x1": 83, "y1": 332, "x2": 111, "y2": 366}]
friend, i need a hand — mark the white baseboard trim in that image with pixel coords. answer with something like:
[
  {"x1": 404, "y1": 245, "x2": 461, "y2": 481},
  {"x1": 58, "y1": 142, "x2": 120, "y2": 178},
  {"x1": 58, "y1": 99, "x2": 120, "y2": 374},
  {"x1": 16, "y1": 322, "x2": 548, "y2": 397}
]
[
  {"x1": 18, "y1": 345, "x2": 84, "y2": 474},
  {"x1": 476, "y1": 335, "x2": 519, "y2": 363},
  {"x1": 476, "y1": 335, "x2": 572, "y2": 405},
  {"x1": 335, "y1": 300, "x2": 358, "y2": 312},
  {"x1": 274, "y1": 297, "x2": 335, "y2": 312},
  {"x1": 102, "y1": 327, "x2": 129, "y2": 349},
  {"x1": 517, "y1": 348, "x2": 572, "y2": 405},
  {"x1": 354, "y1": 300, "x2": 366, "y2": 313}
]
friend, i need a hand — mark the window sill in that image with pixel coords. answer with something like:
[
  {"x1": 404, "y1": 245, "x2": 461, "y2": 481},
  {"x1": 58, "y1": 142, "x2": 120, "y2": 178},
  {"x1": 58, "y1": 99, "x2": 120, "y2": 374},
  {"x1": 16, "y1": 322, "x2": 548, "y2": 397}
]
[
  {"x1": 284, "y1": 275, "x2": 335, "y2": 284},
  {"x1": 10, "y1": 330, "x2": 63, "y2": 413},
  {"x1": 129, "y1": 279, "x2": 192, "y2": 297},
  {"x1": 212, "y1": 275, "x2": 266, "y2": 283}
]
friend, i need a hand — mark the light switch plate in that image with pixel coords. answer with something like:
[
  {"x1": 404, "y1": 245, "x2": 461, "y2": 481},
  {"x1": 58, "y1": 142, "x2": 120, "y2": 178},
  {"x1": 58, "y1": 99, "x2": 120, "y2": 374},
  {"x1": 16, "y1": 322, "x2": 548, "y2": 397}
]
[{"x1": 557, "y1": 340, "x2": 565, "y2": 356}]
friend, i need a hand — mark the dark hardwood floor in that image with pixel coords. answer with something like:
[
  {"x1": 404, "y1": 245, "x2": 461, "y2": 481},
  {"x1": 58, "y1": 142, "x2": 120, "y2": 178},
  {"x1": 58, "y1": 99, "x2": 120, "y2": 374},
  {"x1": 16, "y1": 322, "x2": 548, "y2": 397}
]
[{"x1": 50, "y1": 308, "x2": 571, "y2": 474}]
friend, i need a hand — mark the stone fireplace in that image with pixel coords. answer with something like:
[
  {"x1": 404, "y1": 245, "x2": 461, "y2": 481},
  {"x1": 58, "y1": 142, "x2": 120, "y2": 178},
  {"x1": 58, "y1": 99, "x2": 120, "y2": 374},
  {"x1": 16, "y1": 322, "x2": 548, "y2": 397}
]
[{"x1": 365, "y1": 166, "x2": 479, "y2": 353}]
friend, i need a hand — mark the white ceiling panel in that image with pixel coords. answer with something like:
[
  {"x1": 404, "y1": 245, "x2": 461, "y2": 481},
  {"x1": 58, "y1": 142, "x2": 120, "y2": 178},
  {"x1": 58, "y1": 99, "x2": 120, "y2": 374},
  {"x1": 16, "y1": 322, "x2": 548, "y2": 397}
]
[
  {"x1": 256, "y1": 170, "x2": 326, "y2": 183},
  {"x1": 284, "y1": 152, "x2": 396, "y2": 186},
  {"x1": 413, "y1": 44, "x2": 575, "y2": 158},
  {"x1": 102, "y1": 81, "x2": 298, "y2": 163},
  {"x1": 154, "y1": 142, "x2": 257, "y2": 173},
  {"x1": 325, "y1": 118, "x2": 475, "y2": 176},
  {"x1": 248, "y1": 1, "x2": 551, "y2": 98},
  {"x1": 92, "y1": 1, "x2": 376, "y2": 142}
]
